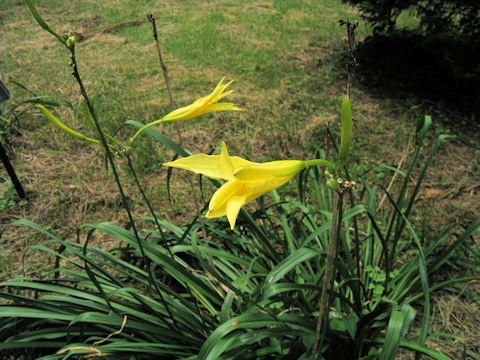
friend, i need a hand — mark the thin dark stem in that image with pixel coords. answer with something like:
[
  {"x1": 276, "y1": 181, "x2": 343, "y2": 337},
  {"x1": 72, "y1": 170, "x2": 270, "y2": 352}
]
[
  {"x1": 339, "y1": 19, "x2": 358, "y2": 98},
  {"x1": 69, "y1": 45, "x2": 178, "y2": 330},
  {"x1": 312, "y1": 191, "x2": 343, "y2": 359},
  {"x1": 148, "y1": 14, "x2": 175, "y2": 108},
  {"x1": 339, "y1": 18, "x2": 362, "y2": 304},
  {"x1": 0, "y1": 142, "x2": 25, "y2": 198}
]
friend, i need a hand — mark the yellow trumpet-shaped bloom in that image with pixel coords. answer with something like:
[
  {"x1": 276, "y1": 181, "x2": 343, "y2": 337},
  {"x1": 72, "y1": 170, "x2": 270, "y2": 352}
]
[
  {"x1": 164, "y1": 142, "x2": 335, "y2": 230},
  {"x1": 161, "y1": 77, "x2": 242, "y2": 122},
  {"x1": 130, "y1": 78, "x2": 242, "y2": 143}
]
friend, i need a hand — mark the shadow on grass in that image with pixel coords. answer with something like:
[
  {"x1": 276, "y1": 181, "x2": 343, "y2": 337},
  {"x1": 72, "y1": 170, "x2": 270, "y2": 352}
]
[{"x1": 354, "y1": 31, "x2": 480, "y2": 127}]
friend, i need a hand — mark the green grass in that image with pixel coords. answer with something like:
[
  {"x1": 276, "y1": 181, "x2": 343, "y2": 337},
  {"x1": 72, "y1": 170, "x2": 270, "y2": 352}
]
[{"x1": 0, "y1": 0, "x2": 361, "y2": 146}]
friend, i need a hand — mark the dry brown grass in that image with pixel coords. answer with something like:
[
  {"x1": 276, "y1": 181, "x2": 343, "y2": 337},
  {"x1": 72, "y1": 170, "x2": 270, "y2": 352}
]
[{"x1": 432, "y1": 284, "x2": 480, "y2": 357}]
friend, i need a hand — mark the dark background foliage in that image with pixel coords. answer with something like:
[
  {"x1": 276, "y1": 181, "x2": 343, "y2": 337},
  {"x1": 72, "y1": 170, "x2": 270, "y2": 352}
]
[
  {"x1": 343, "y1": 0, "x2": 480, "y2": 36},
  {"x1": 343, "y1": 0, "x2": 480, "y2": 123}
]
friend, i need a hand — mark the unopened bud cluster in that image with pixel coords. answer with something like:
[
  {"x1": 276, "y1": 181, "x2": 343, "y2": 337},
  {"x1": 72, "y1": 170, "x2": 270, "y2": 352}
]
[
  {"x1": 325, "y1": 171, "x2": 356, "y2": 192},
  {"x1": 65, "y1": 30, "x2": 75, "y2": 48}
]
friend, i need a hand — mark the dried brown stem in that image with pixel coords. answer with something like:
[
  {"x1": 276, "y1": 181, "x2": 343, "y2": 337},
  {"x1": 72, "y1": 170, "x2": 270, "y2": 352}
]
[
  {"x1": 339, "y1": 19, "x2": 358, "y2": 97},
  {"x1": 312, "y1": 191, "x2": 344, "y2": 359},
  {"x1": 148, "y1": 14, "x2": 174, "y2": 108}
]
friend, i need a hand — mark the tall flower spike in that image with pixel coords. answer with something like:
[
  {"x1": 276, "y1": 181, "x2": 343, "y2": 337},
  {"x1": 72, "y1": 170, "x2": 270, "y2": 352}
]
[
  {"x1": 130, "y1": 78, "x2": 242, "y2": 143},
  {"x1": 163, "y1": 142, "x2": 335, "y2": 229}
]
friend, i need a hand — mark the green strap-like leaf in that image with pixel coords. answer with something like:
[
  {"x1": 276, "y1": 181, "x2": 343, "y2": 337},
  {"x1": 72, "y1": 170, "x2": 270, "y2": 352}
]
[
  {"x1": 370, "y1": 338, "x2": 451, "y2": 360},
  {"x1": 380, "y1": 303, "x2": 417, "y2": 360}
]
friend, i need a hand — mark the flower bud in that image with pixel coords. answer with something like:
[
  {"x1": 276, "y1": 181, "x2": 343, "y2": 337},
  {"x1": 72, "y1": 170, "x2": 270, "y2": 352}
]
[
  {"x1": 326, "y1": 178, "x2": 339, "y2": 191},
  {"x1": 66, "y1": 35, "x2": 76, "y2": 48}
]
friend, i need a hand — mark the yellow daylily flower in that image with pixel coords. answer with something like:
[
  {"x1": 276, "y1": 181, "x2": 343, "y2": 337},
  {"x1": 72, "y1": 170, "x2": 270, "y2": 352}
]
[
  {"x1": 130, "y1": 78, "x2": 242, "y2": 143},
  {"x1": 164, "y1": 142, "x2": 335, "y2": 230},
  {"x1": 161, "y1": 77, "x2": 242, "y2": 122}
]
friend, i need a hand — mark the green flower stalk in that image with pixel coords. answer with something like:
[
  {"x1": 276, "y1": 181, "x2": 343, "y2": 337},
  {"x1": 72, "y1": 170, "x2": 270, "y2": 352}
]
[
  {"x1": 164, "y1": 142, "x2": 335, "y2": 229},
  {"x1": 130, "y1": 78, "x2": 241, "y2": 144}
]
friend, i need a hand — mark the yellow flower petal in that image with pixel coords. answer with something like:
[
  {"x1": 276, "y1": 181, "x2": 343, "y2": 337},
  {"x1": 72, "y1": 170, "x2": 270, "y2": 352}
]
[
  {"x1": 226, "y1": 194, "x2": 248, "y2": 230},
  {"x1": 130, "y1": 78, "x2": 241, "y2": 144},
  {"x1": 207, "y1": 180, "x2": 251, "y2": 229},
  {"x1": 233, "y1": 160, "x2": 305, "y2": 182},
  {"x1": 218, "y1": 142, "x2": 234, "y2": 178},
  {"x1": 163, "y1": 142, "x2": 255, "y2": 180},
  {"x1": 164, "y1": 141, "x2": 330, "y2": 230},
  {"x1": 245, "y1": 176, "x2": 294, "y2": 204},
  {"x1": 207, "y1": 180, "x2": 249, "y2": 218},
  {"x1": 168, "y1": 78, "x2": 225, "y2": 118},
  {"x1": 160, "y1": 78, "x2": 240, "y2": 122},
  {"x1": 230, "y1": 156, "x2": 256, "y2": 170},
  {"x1": 163, "y1": 154, "x2": 226, "y2": 179},
  {"x1": 206, "y1": 176, "x2": 293, "y2": 228},
  {"x1": 201, "y1": 102, "x2": 242, "y2": 113}
]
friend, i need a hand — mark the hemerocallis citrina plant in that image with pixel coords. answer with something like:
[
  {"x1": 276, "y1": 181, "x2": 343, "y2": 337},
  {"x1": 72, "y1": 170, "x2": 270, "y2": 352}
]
[{"x1": 164, "y1": 142, "x2": 336, "y2": 229}]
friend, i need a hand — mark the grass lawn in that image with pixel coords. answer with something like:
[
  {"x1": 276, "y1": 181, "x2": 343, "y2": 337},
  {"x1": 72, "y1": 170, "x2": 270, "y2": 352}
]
[{"x1": 0, "y1": 0, "x2": 479, "y2": 358}]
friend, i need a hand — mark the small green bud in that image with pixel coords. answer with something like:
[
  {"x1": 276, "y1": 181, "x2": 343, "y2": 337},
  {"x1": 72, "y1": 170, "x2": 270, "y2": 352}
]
[
  {"x1": 66, "y1": 35, "x2": 76, "y2": 48},
  {"x1": 324, "y1": 170, "x2": 332, "y2": 178},
  {"x1": 326, "y1": 178, "x2": 340, "y2": 190},
  {"x1": 67, "y1": 30, "x2": 73, "y2": 37}
]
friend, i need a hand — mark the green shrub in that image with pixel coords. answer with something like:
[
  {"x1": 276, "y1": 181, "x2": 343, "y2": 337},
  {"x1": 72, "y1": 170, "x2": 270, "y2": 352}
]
[
  {"x1": 343, "y1": 0, "x2": 480, "y2": 121},
  {"x1": 342, "y1": 0, "x2": 480, "y2": 38}
]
